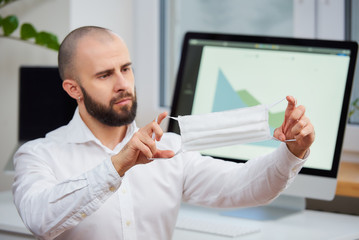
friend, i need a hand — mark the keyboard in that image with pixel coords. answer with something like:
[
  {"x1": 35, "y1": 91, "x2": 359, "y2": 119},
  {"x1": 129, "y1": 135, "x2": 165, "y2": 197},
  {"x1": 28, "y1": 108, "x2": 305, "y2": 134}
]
[{"x1": 175, "y1": 214, "x2": 260, "y2": 238}]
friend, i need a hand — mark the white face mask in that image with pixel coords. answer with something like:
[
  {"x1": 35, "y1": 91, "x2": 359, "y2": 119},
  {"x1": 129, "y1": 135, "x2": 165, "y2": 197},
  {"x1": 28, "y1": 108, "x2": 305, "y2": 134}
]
[{"x1": 170, "y1": 98, "x2": 294, "y2": 152}]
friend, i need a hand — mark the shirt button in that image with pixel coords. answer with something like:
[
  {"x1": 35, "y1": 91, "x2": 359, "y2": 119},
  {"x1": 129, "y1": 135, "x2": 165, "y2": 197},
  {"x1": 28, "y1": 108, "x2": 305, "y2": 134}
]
[
  {"x1": 126, "y1": 220, "x2": 131, "y2": 226},
  {"x1": 81, "y1": 212, "x2": 87, "y2": 218},
  {"x1": 122, "y1": 188, "x2": 127, "y2": 194},
  {"x1": 109, "y1": 186, "x2": 116, "y2": 192}
]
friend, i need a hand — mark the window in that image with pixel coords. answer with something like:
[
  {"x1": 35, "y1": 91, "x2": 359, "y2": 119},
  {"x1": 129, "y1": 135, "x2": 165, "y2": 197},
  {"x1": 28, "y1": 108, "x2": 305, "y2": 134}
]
[
  {"x1": 160, "y1": 0, "x2": 294, "y2": 107},
  {"x1": 348, "y1": 0, "x2": 359, "y2": 124}
]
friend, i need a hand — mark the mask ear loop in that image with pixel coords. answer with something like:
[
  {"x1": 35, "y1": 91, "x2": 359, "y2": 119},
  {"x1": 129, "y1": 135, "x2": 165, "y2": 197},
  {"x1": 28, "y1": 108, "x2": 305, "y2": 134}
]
[
  {"x1": 266, "y1": 97, "x2": 297, "y2": 143},
  {"x1": 167, "y1": 116, "x2": 179, "y2": 121},
  {"x1": 151, "y1": 116, "x2": 179, "y2": 139},
  {"x1": 148, "y1": 116, "x2": 182, "y2": 160},
  {"x1": 266, "y1": 97, "x2": 287, "y2": 110}
]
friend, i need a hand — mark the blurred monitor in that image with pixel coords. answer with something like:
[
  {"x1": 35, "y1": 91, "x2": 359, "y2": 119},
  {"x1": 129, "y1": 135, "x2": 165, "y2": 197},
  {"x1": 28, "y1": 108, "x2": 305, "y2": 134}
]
[
  {"x1": 168, "y1": 32, "x2": 358, "y2": 206},
  {"x1": 18, "y1": 66, "x2": 77, "y2": 142}
]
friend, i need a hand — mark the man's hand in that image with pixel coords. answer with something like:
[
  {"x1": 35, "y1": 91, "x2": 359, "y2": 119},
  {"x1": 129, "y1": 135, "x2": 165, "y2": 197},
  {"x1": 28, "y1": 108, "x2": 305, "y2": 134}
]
[
  {"x1": 274, "y1": 96, "x2": 315, "y2": 159},
  {"x1": 111, "y1": 112, "x2": 175, "y2": 176}
]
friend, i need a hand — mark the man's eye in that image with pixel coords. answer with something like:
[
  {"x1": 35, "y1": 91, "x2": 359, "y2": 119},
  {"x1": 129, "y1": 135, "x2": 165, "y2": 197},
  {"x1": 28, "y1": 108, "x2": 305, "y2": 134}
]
[
  {"x1": 123, "y1": 67, "x2": 131, "y2": 72},
  {"x1": 99, "y1": 73, "x2": 110, "y2": 79}
]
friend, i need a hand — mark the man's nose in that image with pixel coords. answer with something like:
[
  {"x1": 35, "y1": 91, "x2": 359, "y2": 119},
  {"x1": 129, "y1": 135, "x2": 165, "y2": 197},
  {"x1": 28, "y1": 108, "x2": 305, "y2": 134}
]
[{"x1": 114, "y1": 71, "x2": 129, "y2": 91}]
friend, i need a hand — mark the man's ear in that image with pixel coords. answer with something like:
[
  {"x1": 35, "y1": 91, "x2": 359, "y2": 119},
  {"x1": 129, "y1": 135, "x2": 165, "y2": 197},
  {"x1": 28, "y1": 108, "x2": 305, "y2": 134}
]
[{"x1": 62, "y1": 79, "x2": 82, "y2": 101}]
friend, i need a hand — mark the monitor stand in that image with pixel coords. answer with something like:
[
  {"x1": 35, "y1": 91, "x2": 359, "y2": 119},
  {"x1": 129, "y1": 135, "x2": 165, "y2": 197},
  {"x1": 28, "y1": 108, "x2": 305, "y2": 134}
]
[{"x1": 220, "y1": 195, "x2": 306, "y2": 221}]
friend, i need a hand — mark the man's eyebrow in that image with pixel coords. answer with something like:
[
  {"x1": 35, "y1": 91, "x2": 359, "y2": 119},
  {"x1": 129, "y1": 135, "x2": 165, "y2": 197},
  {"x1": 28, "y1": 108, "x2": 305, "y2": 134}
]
[
  {"x1": 94, "y1": 68, "x2": 114, "y2": 77},
  {"x1": 122, "y1": 62, "x2": 132, "y2": 68},
  {"x1": 94, "y1": 62, "x2": 132, "y2": 77}
]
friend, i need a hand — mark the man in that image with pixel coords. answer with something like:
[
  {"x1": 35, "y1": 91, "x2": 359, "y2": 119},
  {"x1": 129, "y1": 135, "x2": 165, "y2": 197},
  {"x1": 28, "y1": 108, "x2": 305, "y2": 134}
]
[{"x1": 12, "y1": 26, "x2": 315, "y2": 240}]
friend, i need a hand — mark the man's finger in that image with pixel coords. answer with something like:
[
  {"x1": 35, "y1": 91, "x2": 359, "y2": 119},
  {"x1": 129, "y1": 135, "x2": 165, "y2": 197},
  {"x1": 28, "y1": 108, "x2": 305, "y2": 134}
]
[
  {"x1": 285, "y1": 96, "x2": 296, "y2": 113},
  {"x1": 291, "y1": 117, "x2": 308, "y2": 137},
  {"x1": 273, "y1": 127, "x2": 286, "y2": 141},
  {"x1": 153, "y1": 150, "x2": 175, "y2": 159},
  {"x1": 285, "y1": 102, "x2": 305, "y2": 131},
  {"x1": 285, "y1": 105, "x2": 305, "y2": 133},
  {"x1": 149, "y1": 121, "x2": 164, "y2": 141},
  {"x1": 132, "y1": 132, "x2": 155, "y2": 159},
  {"x1": 283, "y1": 96, "x2": 296, "y2": 133},
  {"x1": 157, "y1": 112, "x2": 168, "y2": 125}
]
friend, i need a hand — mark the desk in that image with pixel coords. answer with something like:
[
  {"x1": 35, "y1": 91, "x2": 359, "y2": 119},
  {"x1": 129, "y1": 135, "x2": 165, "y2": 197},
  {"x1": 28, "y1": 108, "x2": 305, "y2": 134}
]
[
  {"x1": 336, "y1": 162, "x2": 359, "y2": 197},
  {"x1": 1, "y1": 190, "x2": 359, "y2": 240},
  {"x1": 172, "y1": 204, "x2": 359, "y2": 240},
  {"x1": 174, "y1": 162, "x2": 359, "y2": 240}
]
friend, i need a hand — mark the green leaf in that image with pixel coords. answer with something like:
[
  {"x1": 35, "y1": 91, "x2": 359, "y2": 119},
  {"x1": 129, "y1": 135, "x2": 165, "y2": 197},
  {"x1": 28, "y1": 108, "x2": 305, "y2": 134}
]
[
  {"x1": 349, "y1": 110, "x2": 354, "y2": 118},
  {"x1": 2, "y1": 15, "x2": 18, "y2": 36},
  {"x1": 35, "y1": 31, "x2": 60, "y2": 51},
  {"x1": 0, "y1": 15, "x2": 3, "y2": 27},
  {"x1": 47, "y1": 40, "x2": 60, "y2": 51},
  {"x1": 20, "y1": 23, "x2": 37, "y2": 40},
  {"x1": 0, "y1": 0, "x2": 15, "y2": 6}
]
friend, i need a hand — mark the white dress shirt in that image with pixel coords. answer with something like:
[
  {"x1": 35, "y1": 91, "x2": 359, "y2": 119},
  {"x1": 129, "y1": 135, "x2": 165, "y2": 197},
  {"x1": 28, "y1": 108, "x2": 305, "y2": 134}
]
[{"x1": 12, "y1": 108, "x2": 306, "y2": 240}]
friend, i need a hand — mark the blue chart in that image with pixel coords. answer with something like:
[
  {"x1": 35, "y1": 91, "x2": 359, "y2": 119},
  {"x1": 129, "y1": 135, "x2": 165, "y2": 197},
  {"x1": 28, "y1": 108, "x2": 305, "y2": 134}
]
[
  {"x1": 212, "y1": 69, "x2": 282, "y2": 148},
  {"x1": 212, "y1": 70, "x2": 247, "y2": 111}
]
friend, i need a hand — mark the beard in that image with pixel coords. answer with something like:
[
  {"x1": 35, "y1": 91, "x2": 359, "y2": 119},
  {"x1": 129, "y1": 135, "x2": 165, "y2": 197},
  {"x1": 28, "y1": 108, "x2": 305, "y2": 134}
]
[{"x1": 80, "y1": 86, "x2": 137, "y2": 127}]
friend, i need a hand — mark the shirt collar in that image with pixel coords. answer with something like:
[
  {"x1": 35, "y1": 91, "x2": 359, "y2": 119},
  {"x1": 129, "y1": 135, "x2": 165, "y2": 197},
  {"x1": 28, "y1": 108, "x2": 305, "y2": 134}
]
[{"x1": 65, "y1": 107, "x2": 138, "y2": 146}]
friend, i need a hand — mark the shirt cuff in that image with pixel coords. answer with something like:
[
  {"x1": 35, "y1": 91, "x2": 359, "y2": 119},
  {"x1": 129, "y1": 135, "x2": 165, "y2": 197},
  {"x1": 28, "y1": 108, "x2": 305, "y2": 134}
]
[
  {"x1": 275, "y1": 143, "x2": 308, "y2": 179},
  {"x1": 87, "y1": 157, "x2": 123, "y2": 198}
]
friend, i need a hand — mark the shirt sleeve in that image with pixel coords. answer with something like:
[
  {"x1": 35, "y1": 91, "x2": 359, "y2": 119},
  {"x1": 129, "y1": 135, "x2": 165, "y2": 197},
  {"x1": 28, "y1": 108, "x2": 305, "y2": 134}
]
[
  {"x1": 12, "y1": 142, "x2": 122, "y2": 240},
  {"x1": 182, "y1": 143, "x2": 308, "y2": 208}
]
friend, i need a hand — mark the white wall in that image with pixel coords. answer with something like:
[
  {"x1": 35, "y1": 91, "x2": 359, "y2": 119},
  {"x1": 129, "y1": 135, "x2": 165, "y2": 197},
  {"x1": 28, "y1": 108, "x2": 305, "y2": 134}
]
[
  {"x1": 132, "y1": 0, "x2": 165, "y2": 128},
  {"x1": 0, "y1": 0, "x2": 135, "y2": 191},
  {"x1": 69, "y1": 0, "x2": 134, "y2": 56},
  {"x1": 0, "y1": 0, "x2": 70, "y2": 191}
]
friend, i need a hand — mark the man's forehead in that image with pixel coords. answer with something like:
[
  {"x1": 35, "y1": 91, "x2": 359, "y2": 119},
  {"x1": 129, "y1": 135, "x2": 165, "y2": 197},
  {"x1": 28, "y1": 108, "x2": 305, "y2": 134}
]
[
  {"x1": 76, "y1": 32, "x2": 127, "y2": 57},
  {"x1": 78, "y1": 30, "x2": 117, "y2": 44},
  {"x1": 74, "y1": 32, "x2": 130, "y2": 73}
]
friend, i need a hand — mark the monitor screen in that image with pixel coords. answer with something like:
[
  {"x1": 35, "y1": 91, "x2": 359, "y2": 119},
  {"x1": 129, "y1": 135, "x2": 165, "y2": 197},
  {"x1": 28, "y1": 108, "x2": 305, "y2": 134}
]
[
  {"x1": 168, "y1": 32, "x2": 357, "y2": 200},
  {"x1": 19, "y1": 66, "x2": 77, "y2": 142}
]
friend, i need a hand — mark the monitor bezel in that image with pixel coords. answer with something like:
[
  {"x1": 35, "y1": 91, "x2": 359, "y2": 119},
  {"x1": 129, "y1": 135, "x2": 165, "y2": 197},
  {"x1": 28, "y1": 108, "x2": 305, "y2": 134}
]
[{"x1": 168, "y1": 32, "x2": 358, "y2": 179}]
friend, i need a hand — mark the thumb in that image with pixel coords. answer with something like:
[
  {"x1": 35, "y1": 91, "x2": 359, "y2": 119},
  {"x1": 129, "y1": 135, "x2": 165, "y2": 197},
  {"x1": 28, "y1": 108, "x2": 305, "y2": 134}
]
[
  {"x1": 273, "y1": 127, "x2": 286, "y2": 141},
  {"x1": 153, "y1": 149, "x2": 175, "y2": 159}
]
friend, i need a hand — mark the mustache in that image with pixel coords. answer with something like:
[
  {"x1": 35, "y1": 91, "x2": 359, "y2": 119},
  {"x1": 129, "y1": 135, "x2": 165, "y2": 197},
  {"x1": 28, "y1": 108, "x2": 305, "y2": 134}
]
[{"x1": 110, "y1": 91, "x2": 134, "y2": 105}]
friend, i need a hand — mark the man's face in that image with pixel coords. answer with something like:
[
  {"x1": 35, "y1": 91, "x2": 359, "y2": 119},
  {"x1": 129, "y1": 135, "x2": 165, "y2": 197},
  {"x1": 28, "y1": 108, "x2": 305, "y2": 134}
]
[{"x1": 74, "y1": 34, "x2": 137, "y2": 126}]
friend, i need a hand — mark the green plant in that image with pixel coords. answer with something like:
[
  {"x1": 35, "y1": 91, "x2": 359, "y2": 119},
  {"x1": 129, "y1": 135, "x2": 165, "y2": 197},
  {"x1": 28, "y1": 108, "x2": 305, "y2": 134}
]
[
  {"x1": 0, "y1": 0, "x2": 60, "y2": 51},
  {"x1": 349, "y1": 98, "x2": 359, "y2": 118}
]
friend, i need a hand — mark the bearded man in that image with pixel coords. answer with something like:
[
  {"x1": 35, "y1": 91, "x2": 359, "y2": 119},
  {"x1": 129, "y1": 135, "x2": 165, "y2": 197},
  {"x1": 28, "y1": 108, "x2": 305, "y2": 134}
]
[{"x1": 12, "y1": 26, "x2": 315, "y2": 240}]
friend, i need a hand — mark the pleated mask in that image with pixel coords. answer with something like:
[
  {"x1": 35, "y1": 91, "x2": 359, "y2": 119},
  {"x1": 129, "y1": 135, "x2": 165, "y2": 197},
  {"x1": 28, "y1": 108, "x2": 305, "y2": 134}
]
[{"x1": 170, "y1": 97, "x2": 294, "y2": 152}]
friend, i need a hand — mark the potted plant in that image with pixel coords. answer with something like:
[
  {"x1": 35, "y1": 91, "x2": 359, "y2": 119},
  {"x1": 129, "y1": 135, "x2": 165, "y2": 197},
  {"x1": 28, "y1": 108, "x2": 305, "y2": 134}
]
[
  {"x1": 349, "y1": 97, "x2": 359, "y2": 120},
  {"x1": 0, "y1": 0, "x2": 60, "y2": 51}
]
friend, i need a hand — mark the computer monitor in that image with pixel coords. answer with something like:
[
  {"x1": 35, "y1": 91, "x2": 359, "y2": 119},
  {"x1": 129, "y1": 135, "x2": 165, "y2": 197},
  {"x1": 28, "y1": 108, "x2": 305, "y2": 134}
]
[
  {"x1": 168, "y1": 32, "x2": 358, "y2": 209},
  {"x1": 18, "y1": 66, "x2": 77, "y2": 141}
]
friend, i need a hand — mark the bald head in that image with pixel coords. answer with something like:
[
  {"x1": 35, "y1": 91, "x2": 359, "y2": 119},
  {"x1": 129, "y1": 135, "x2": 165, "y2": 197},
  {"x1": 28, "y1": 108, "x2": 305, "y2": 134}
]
[{"x1": 58, "y1": 26, "x2": 121, "y2": 81}]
